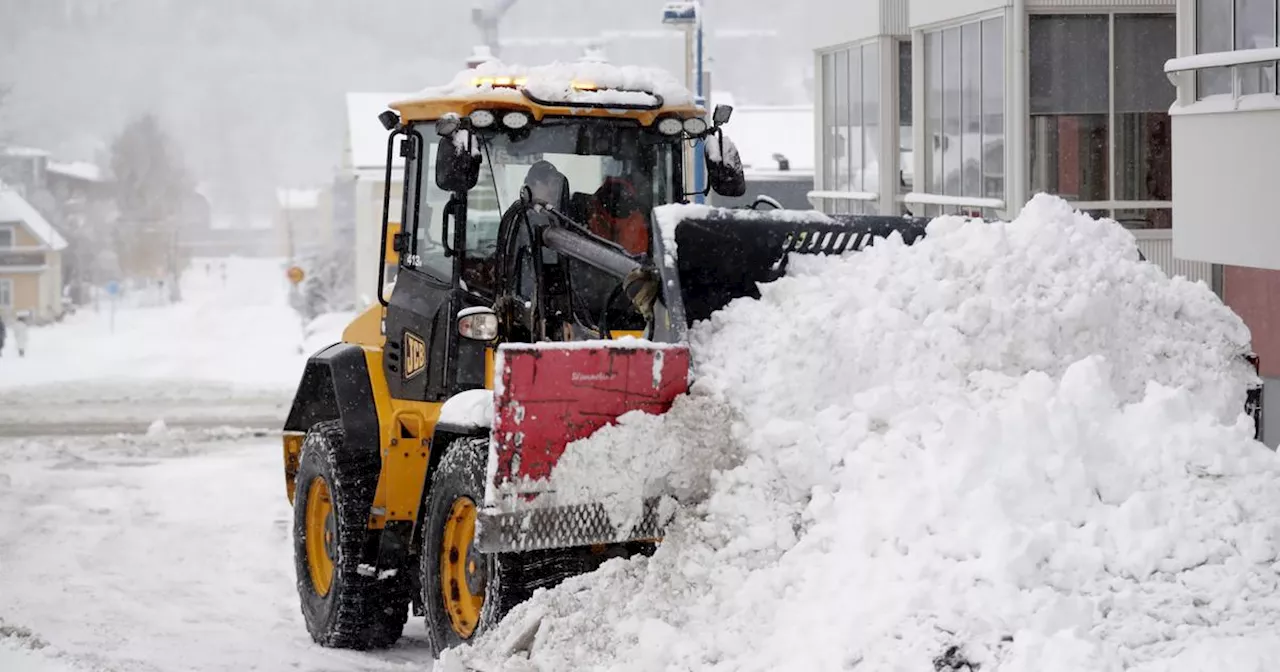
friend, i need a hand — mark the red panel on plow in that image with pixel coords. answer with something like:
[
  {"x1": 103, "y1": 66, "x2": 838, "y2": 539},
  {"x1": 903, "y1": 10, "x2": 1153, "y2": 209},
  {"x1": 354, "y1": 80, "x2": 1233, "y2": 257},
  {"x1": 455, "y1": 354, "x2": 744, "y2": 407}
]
[{"x1": 492, "y1": 342, "x2": 691, "y2": 494}]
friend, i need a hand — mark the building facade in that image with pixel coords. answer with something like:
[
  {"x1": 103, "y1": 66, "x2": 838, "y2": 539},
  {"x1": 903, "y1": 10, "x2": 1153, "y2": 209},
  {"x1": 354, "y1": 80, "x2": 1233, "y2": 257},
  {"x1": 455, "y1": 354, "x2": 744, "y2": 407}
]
[
  {"x1": 1165, "y1": 0, "x2": 1280, "y2": 447},
  {"x1": 812, "y1": 0, "x2": 1182, "y2": 222},
  {"x1": 0, "y1": 183, "x2": 67, "y2": 324},
  {"x1": 811, "y1": 0, "x2": 1278, "y2": 446}
]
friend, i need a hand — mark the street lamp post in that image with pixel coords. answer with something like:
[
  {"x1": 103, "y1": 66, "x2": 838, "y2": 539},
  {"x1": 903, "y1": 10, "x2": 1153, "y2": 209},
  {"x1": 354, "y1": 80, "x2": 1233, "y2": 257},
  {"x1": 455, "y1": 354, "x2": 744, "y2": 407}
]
[{"x1": 662, "y1": 1, "x2": 707, "y2": 204}]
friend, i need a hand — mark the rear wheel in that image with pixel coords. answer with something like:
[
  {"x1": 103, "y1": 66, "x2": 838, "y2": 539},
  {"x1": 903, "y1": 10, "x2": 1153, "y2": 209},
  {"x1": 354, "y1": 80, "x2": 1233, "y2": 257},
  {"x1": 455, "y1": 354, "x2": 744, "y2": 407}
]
[{"x1": 292, "y1": 420, "x2": 408, "y2": 649}]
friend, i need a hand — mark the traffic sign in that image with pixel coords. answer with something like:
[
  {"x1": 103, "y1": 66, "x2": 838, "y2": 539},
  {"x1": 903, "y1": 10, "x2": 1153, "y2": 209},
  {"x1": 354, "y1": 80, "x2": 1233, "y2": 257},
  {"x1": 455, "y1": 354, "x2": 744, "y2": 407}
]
[
  {"x1": 105, "y1": 281, "x2": 120, "y2": 297},
  {"x1": 287, "y1": 266, "x2": 305, "y2": 285}
]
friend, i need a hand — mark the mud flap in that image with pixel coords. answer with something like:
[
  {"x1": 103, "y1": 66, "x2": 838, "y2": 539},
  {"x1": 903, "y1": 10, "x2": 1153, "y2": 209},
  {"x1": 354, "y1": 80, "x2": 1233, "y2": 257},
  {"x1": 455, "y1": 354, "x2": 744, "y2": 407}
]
[{"x1": 476, "y1": 341, "x2": 690, "y2": 552}]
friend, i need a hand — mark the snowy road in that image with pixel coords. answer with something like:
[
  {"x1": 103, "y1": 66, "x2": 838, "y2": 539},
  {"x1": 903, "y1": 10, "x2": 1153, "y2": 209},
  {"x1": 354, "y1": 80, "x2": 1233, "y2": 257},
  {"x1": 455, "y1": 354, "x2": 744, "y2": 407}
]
[
  {"x1": 0, "y1": 429, "x2": 433, "y2": 672},
  {"x1": 0, "y1": 259, "x2": 424, "y2": 670}
]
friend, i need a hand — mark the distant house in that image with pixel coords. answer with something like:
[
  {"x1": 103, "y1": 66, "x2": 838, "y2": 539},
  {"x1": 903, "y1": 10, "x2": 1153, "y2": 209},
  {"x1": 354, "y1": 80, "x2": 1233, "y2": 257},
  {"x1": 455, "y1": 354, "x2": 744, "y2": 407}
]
[
  {"x1": 275, "y1": 187, "x2": 331, "y2": 261},
  {"x1": 344, "y1": 92, "x2": 411, "y2": 306},
  {"x1": 0, "y1": 182, "x2": 68, "y2": 323}
]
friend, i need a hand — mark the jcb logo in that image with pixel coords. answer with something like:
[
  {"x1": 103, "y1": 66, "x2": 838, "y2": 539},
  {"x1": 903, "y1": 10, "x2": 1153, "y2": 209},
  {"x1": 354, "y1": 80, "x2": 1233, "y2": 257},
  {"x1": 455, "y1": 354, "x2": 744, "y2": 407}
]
[{"x1": 404, "y1": 331, "x2": 426, "y2": 380}]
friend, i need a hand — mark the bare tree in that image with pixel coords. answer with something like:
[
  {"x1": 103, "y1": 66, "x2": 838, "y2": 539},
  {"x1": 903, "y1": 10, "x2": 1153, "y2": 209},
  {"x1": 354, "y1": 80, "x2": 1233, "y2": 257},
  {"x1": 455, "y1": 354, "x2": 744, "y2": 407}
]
[{"x1": 108, "y1": 113, "x2": 194, "y2": 299}]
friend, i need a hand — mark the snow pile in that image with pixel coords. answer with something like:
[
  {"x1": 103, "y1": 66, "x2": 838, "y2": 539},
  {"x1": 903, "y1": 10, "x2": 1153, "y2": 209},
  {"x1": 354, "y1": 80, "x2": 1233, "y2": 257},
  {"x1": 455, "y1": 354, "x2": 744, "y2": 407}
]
[
  {"x1": 402, "y1": 60, "x2": 695, "y2": 109},
  {"x1": 449, "y1": 195, "x2": 1277, "y2": 671}
]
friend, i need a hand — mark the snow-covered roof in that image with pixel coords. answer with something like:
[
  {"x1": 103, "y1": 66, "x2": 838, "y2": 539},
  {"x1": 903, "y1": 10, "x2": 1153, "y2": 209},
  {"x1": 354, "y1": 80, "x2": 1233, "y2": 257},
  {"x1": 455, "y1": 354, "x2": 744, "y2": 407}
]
[
  {"x1": 1, "y1": 146, "x2": 51, "y2": 158},
  {"x1": 346, "y1": 92, "x2": 410, "y2": 171},
  {"x1": 277, "y1": 189, "x2": 321, "y2": 210},
  {"x1": 0, "y1": 182, "x2": 68, "y2": 250},
  {"x1": 398, "y1": 60, "x2": 696, "y2": 110},
  {"x1": 47, "y1": 161, "x2": 105, "y2": 183},
  {"x1": 724, "y1": 106, "x2": 815, "y2": 175}
]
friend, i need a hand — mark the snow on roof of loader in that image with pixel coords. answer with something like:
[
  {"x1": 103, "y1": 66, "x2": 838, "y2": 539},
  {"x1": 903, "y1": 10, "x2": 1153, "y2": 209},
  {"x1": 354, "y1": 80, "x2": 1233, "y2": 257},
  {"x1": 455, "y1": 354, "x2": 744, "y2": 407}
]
[
  {"x1": 446, "y1": 194, "x2": 1280, "y2": 671},
  {"x1": 394, "y1": 60, "x2": 697, "y2": 110}
]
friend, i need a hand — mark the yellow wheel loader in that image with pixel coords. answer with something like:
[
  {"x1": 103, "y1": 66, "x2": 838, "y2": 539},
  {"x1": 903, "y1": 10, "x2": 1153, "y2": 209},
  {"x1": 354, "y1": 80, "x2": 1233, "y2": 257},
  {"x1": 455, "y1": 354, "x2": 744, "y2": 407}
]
[{"x1": 280, "y1": 63, "x2": 935, "y2": 657}]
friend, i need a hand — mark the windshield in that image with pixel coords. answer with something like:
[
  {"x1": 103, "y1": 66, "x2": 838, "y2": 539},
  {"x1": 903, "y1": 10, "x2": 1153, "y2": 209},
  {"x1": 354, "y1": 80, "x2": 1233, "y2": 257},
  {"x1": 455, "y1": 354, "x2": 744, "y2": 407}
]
[{"x1": 406, "y1": 119, "x2": 679, "y2": 294}]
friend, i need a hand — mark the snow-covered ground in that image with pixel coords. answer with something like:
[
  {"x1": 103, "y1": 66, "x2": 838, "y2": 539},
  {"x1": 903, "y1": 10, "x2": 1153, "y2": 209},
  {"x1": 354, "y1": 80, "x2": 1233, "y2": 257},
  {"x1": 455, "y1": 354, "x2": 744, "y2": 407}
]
[
  {"x1": 0, "y1": 256, "x2": 374, "y2": 670},
  {"x1": 0, "y1": 430, "x2": 432, "y2": 672},
  {"x1": 449, "y1": 195, "x2": 1280, "y2": 671},
  {"x1": 0, "y1": 257, "x2": 352, "y2": 433}
]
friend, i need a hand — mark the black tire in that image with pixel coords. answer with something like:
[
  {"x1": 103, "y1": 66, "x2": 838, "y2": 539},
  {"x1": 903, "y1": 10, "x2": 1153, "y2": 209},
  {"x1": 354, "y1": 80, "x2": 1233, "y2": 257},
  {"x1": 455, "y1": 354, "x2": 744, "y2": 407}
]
[
  {"x1": 420, "y1": 437, "x2": 527, "y2": 657},
  {"x1": 292, "y1": 420, "x2": 409, "y2": 650}
]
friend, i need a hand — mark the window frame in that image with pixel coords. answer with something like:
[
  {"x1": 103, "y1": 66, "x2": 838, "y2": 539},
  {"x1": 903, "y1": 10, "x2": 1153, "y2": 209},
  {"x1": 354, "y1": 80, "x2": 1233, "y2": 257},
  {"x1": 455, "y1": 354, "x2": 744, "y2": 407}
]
[
  {"x1": 913, "y1": 10, "x2": 1008, "y2": 217},
  {"x1": 1193, "y1": 0, "x2": 1280, "y2": 99},
  {"x1": 0, "y1": 224, "x2": 14, "y2": 249},
  {"x1": 815, "y1": 37, "x2": 887, "y2": 214},
  {"x1": 0, "y1": 278, "x2": 11, "y2": 308},
  {"x1": 1026, "y1": 8, "x2": 1177, "y2": 225}
]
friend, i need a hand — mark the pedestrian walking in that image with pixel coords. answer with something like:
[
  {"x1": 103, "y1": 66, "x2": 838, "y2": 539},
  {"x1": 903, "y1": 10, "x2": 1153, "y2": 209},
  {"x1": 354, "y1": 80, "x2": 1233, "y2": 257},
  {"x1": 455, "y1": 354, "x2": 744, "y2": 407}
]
[
  {"x1": 13, "y1": 313, "x2": 29, "y2": 358},
  {"x1": 0, "y1": 315, "x2": 7, "y2": 357}
]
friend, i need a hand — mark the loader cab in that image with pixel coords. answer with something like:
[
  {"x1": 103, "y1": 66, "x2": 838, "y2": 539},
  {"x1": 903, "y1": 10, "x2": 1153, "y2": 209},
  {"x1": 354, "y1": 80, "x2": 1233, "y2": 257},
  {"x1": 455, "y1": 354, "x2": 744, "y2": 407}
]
[{"x1": 371, "y1": 80, "x2": 746, "y2": 402}]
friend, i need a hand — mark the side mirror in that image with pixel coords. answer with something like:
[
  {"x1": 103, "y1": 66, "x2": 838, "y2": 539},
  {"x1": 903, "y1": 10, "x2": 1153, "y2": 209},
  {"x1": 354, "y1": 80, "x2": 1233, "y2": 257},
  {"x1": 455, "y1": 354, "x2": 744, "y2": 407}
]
[
  {"x1": 435, "y1": 133, "x2": 481, "y2": 193},
  {"x1": 712, "y1": 104, "x2": 733, "y2": 126},
  {"x1": 705, "y1": 133, "x2": 746, "y2": 198},
  {"x1": 457, "y1": 306, "x2": 499, "y2": 341}
]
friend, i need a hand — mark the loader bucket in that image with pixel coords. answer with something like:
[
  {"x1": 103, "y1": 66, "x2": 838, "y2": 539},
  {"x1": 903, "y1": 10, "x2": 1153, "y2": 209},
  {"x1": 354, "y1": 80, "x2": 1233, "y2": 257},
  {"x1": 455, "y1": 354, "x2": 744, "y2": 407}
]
[
  {"x1": 663, "y1": 209, "x2": 931, "y2": 326},
  {"x1": 477, "y1": 341, "x2": 691, "y2": 552}
]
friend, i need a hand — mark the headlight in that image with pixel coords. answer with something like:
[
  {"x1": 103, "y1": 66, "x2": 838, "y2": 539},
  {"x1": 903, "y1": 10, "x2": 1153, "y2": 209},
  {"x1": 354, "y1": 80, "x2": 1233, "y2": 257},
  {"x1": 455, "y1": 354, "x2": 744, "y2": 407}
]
[
  {"x1": 502, "y1": 111, "x2": 530, "y2": 129},
  {"x1": 657, "y1": 117, "x2": 684, "y2": 135},
  {"x1": 458, "y1": 309, "x2": 499, "y2": 341},
  {"x1": 469, "y1": 109, "x2": 496, "y2": 128},
  {"x1": 683, "y1": 117, "x2": 708, "y2": 135}
]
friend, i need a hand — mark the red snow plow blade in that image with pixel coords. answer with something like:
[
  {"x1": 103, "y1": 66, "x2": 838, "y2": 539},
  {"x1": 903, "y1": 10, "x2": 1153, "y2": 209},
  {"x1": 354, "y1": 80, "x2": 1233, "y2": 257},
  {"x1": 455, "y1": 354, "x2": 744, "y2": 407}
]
[{"x1": 476, "y1": 341, "x2": 690, "y2": 552}]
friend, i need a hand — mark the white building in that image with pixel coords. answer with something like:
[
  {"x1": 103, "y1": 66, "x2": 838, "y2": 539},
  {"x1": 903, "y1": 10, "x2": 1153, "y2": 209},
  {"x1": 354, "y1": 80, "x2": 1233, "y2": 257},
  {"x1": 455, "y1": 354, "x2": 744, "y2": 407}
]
[
  {"x1": 1164, "y1": 0, "x2": 1280, "y2": 446},
  {"x1": 810, "y1": 0, "x2": 1276, "y2": 445}
]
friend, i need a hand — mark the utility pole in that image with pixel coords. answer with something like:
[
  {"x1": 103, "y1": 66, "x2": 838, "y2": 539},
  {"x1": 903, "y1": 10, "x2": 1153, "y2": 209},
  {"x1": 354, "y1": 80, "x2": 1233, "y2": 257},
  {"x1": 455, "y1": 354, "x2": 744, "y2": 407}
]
[
  {"x1": 472, "y1": 0, "x2": 520, "y2": 58},
  {"x1": 662, "y1": 1, "x2": 708, "y2": 203}
]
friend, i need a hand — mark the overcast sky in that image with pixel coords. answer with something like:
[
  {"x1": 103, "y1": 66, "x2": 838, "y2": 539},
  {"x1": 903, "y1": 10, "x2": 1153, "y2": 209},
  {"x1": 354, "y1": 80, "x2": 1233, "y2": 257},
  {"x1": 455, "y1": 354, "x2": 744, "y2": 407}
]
[{"x1": 0, "y1": 0, "x2": 823, "y2": 220}]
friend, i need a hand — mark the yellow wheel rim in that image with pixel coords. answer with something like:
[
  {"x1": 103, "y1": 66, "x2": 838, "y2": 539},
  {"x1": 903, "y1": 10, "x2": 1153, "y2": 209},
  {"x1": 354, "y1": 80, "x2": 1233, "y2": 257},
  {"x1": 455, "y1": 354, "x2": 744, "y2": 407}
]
[
  {"x1": 305, "y1": 477, "x2": 336, "y2": 597},
  {"x1": 441, "y1": 497, "x2": 484, "y2": 638}
]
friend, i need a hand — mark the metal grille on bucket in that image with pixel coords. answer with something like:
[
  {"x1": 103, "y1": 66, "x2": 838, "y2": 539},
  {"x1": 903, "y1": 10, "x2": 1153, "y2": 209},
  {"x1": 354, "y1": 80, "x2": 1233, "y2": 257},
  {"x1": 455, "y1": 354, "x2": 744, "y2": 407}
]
[{"x1": 475, "y1": 498, "x2": 668, "y2": 553}]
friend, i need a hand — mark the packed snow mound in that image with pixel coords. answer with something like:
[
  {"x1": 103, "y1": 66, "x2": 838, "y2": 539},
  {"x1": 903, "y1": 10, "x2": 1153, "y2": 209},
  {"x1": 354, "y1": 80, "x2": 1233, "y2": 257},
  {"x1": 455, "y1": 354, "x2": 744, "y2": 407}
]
[
  {"x1": 449, "y1": 195, "x2": 1277, "y2": 671},
  {"x1": 402, "y1": 60, "x2": 695, "y2": 109}
]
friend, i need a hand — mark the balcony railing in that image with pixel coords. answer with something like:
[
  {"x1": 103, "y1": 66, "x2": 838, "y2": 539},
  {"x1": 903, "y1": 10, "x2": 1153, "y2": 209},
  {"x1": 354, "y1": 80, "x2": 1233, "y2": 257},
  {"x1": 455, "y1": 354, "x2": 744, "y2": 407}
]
[
  {"x1": 1166, "y1": 47, "x2": 1280, "y2": 106},
  {"x1": 0, "y1": 249, "x2": 47, "y2": 268}
]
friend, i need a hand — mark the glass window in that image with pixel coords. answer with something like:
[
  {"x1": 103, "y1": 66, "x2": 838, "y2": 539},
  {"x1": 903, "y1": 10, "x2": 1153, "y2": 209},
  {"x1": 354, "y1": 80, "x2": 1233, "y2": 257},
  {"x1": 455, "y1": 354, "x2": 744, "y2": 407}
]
[
  {"x1": 862, "y1": 44, "x2": 880, "y2": 194},
  {"x1": 822, "y1": 52, "x2": 838, "y2": 193},
  {"x1": 922, "y1": 18, "x2": 1005, "y2": 204},
  {"x1": 898, "y1": 40, "x2": 913, "y2": 194},
  {"x1": 1029, "y1": 15, "x2": 1110, "y2": 201},
  {"x1": 943, "y1": 27, "x2": 962, "y2": 196},
  {"x1": 1114, "y1": 208, "x2": 1173, "y2": 230},
  {"x1": 1115, "y1": 15, "x2": 1176, "y2": 202},
  {"x1": 834, "y1": 49, "x2": 850, "y2": 192},
  {"x1": 982, "y1": 18, "x2": 1005, "y2": 201},
  {"x1": 925, "y1": 31, "x2": 942, "y2": 197},
  {"x1": 1197, "y1": 0, "x2": 1233, "y2": 96},
  {"x1": 848, "y1": 47, "x2": 864, "y2": 193},
  {"x1": 0, "y1": 278, "x2": 10, "y2": 308},
  {"x1": 818, "y1": 42, "x2": 885, "y2": 203},
  {"x1": 1030, "y1": 15, "x2": 1109, "y2": 115},
  {"x1": 1236, "y1": 0, "x2": 1277, "y2": 94},
  {"x1": 410, "y1": 120, "x2": 679, "y2": 287},
  {"x1": 0, "y1": 225, "x2": 13, "y2": 248},
  {"x1": 961, "y1": 22, "x2": 983, "y2": 198}
]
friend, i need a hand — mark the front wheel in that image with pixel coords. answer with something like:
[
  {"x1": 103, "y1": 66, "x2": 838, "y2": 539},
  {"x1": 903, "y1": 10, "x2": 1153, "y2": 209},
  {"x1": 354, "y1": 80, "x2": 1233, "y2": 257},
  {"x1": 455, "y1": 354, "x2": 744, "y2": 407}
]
[{"x1": 420, "y1": 437, "x2": 525, "y2": 657}]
